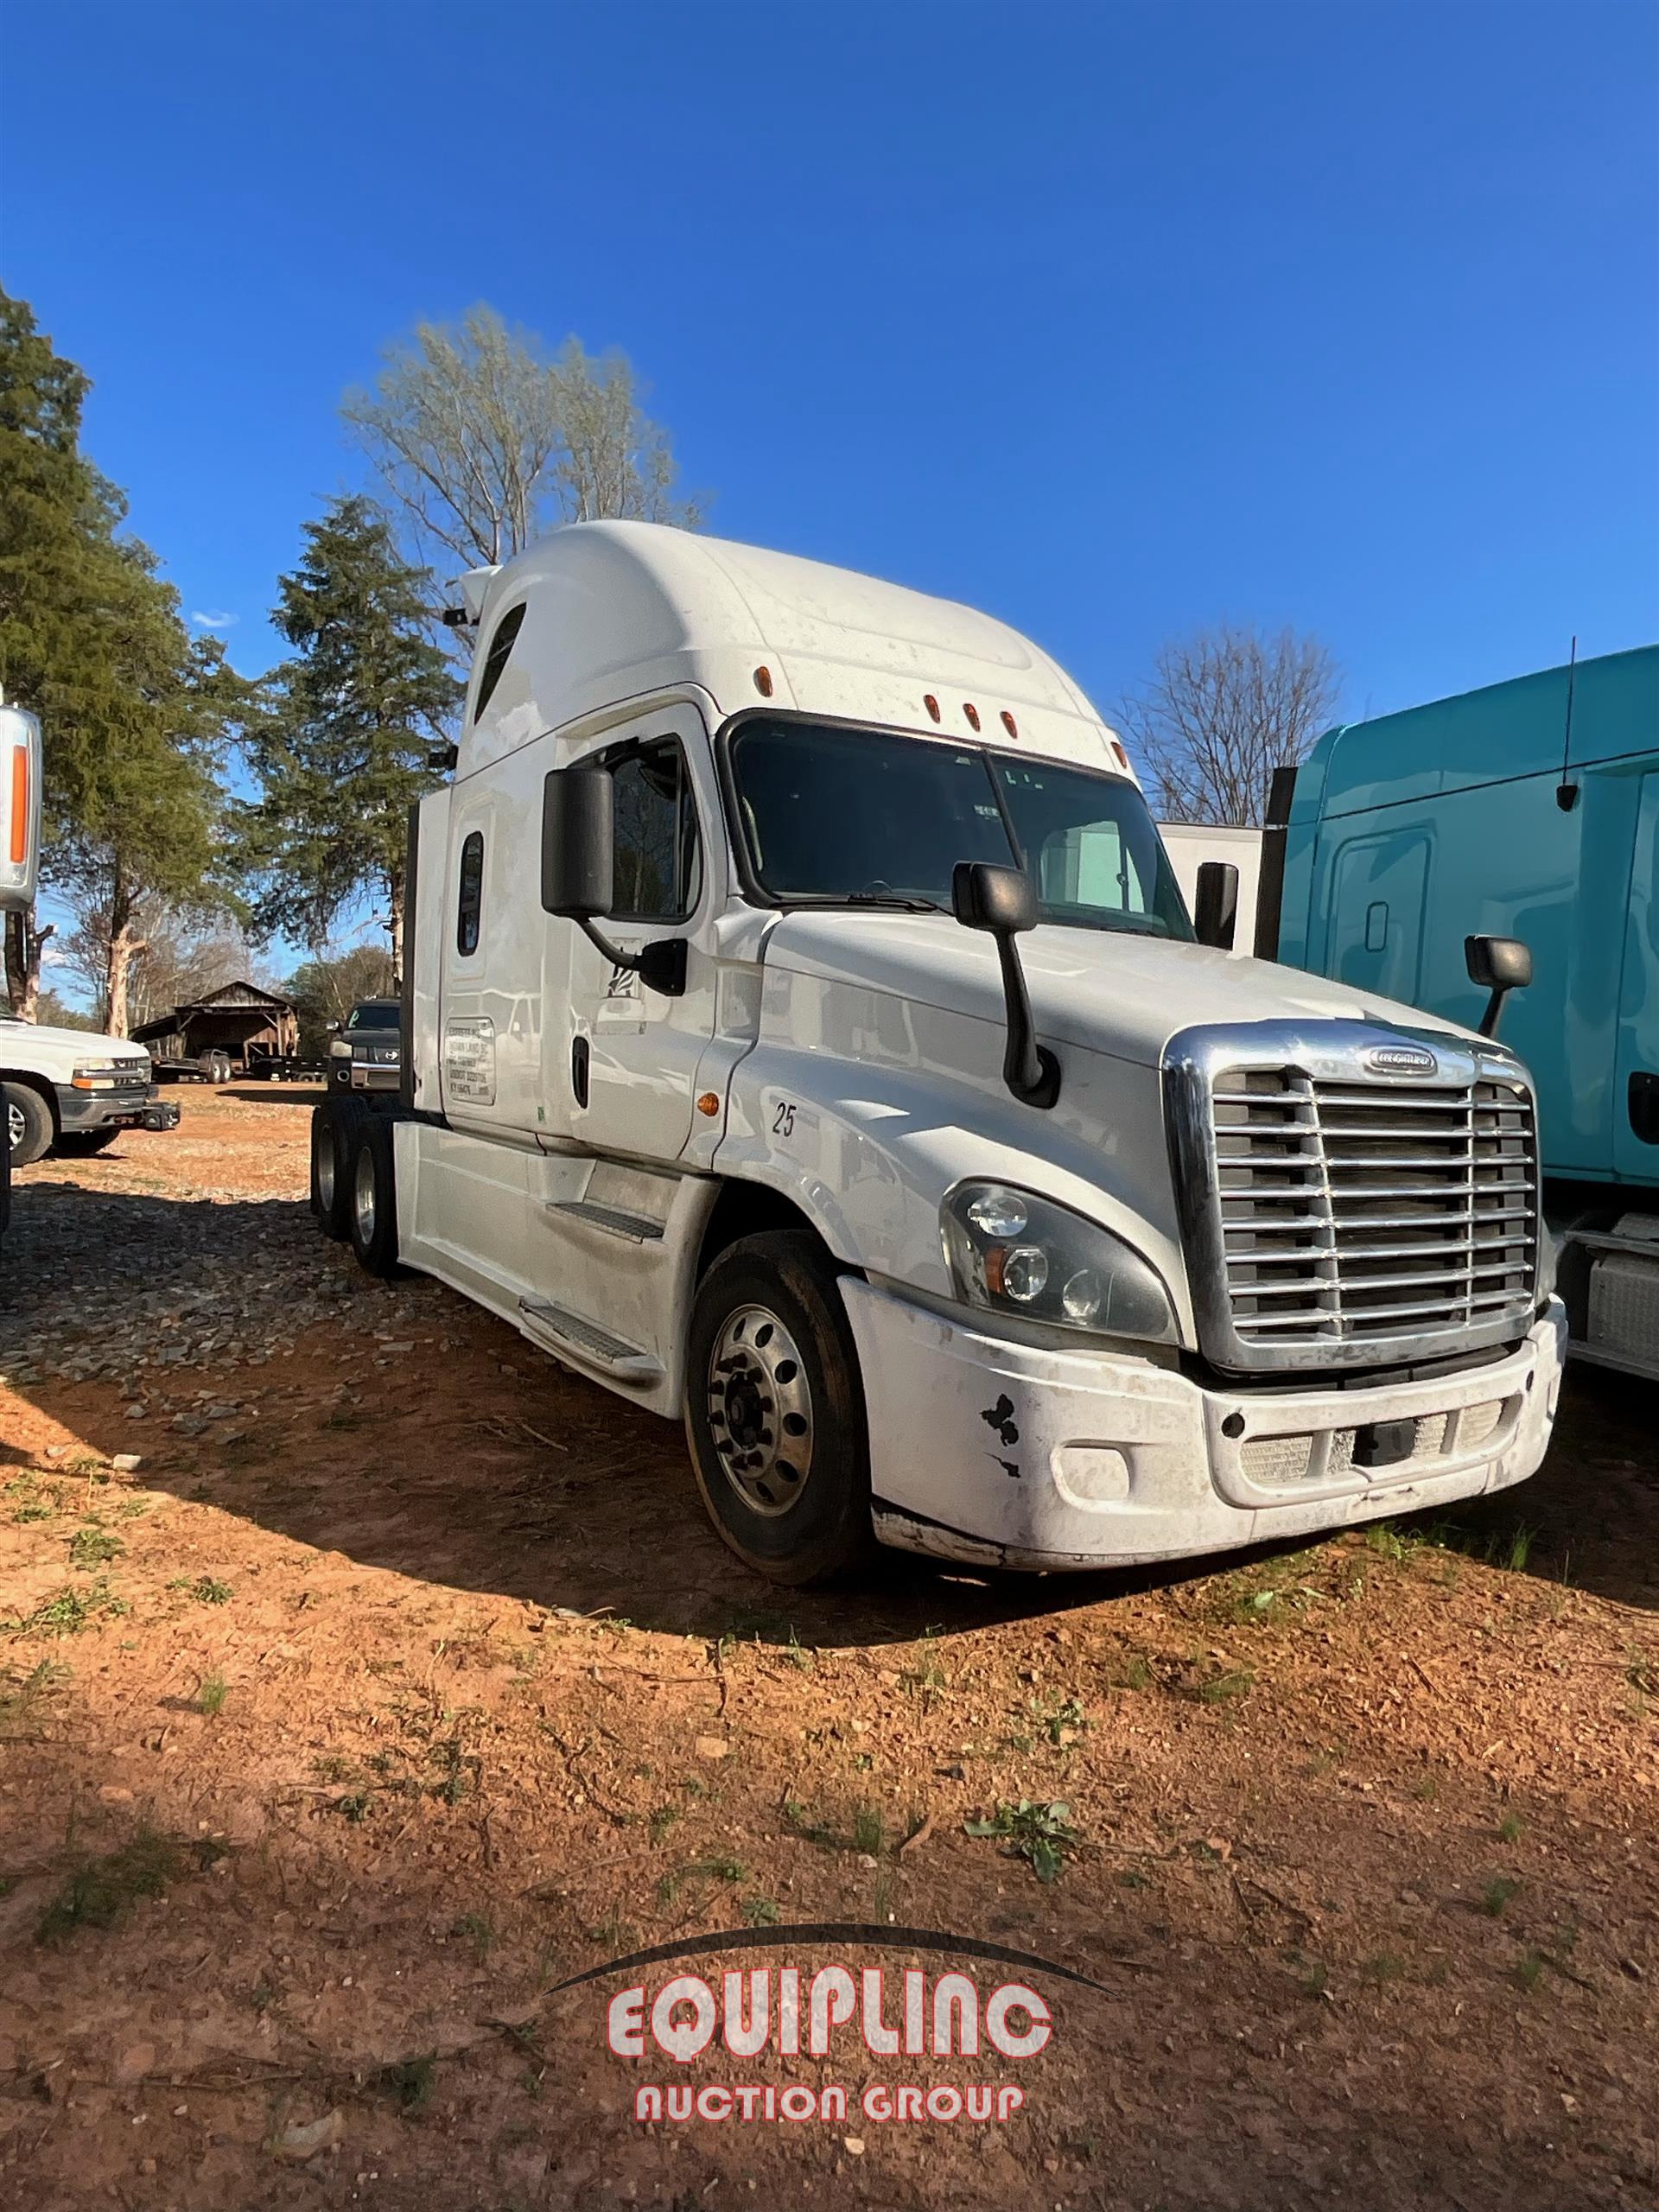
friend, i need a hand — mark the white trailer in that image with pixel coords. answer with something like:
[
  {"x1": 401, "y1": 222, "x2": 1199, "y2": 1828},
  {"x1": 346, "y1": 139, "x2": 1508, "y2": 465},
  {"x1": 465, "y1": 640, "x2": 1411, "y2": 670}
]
[
  {"x1": 1157, "y1": 823, "x2": 1266, "y2": 956},
  {"x1": 313, "y1": 523, "x2": 1564, "y2": 1584}
]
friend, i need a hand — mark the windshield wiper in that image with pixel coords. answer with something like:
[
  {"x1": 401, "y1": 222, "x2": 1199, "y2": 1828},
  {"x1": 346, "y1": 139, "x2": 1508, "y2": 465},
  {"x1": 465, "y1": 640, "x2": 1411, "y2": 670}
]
[{"x1": 842, "y1": 892, "x2": 949, "y2": 913}]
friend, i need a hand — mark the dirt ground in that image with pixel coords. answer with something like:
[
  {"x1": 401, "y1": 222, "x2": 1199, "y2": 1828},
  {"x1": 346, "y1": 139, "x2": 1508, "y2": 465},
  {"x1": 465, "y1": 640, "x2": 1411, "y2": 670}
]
[{"x1": 2, "y1": 1089, "x2": 1656, "y2": 2212}]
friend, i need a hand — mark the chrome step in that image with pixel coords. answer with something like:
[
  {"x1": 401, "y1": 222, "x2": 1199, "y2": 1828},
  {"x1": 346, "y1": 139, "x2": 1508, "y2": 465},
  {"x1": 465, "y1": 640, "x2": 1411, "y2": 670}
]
[
  {"x1": 517, "y1": 1298, "x2": 663, "y2": 1382},
  {"x1": 545, "y1": 1198, "x2": 665, "y2": 1243}
]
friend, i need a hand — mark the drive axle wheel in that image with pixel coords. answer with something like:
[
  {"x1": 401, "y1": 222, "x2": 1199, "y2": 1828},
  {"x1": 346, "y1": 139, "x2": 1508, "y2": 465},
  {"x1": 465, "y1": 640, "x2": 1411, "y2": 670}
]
[
  {"x1": 308, "y1": 1102, "x2": 355, "y2": 1242},
  {"x1": 684, "y1": 1231, "x2": 872, "y2": 1586},
  {"x1": 347, "y1": 1111, "x2": 402, "y2": 1278}
]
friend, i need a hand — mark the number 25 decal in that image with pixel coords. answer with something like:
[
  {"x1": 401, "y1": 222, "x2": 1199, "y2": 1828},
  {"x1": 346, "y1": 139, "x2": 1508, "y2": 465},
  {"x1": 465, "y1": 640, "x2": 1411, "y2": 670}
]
[{"x1": 772, "y1": 1101, "x2": 797, "y2": 1139}]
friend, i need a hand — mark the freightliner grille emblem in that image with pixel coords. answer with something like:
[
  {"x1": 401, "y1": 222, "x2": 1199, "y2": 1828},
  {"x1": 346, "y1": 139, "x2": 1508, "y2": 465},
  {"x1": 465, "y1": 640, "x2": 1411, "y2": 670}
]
[{"x1": 1365, "y1": 1044, "x2": 1439, "y2": 1077}]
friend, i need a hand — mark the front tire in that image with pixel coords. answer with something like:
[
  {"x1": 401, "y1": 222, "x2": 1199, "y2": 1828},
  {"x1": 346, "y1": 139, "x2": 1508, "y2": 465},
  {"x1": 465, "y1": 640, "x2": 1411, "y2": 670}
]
[
  {"x1": 3, "y1": 1083, "x2": 53, "y2": 1167},
  {"x1": 684, "y1": 1231, "x2": 872, "y2": 1586},
  {"x1": 346, "y1": 1111, "x2": 402, "y2": 1278}
]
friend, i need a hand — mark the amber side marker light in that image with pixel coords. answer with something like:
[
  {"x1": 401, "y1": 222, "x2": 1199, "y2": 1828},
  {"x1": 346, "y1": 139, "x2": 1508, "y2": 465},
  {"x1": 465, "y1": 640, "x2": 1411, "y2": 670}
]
[
  {"x1": 923, "y1": 694, "x2": 941, "y2": 722},
  {"x1": 753, "y1": 666, "x2": 773, "y2": 698},
  {"x1": 696, "y1": 1092, "x2": 721, "y2": 1117},
  {"x1": 8, "y1": 743, "x2": 27, "y2": 866},
  {"x1": 963, "y1": 702, "x2": 981, "y2": 731},
  {"x1": 1000, "y1": 710, "x2": 1019, "y2": 739},
  {"x1": 1110, "y1": 739, "x2": 1130, "y2": 770}
]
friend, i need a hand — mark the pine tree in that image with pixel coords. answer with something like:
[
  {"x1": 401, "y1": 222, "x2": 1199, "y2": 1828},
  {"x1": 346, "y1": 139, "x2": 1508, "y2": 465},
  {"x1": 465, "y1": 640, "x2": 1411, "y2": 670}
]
[
  {"x1": 0, "y1": 287, "x2": 245, "y2": 1028},
  {"x1": 237, "y1": 499, "x2": 461, "y2": 981}
]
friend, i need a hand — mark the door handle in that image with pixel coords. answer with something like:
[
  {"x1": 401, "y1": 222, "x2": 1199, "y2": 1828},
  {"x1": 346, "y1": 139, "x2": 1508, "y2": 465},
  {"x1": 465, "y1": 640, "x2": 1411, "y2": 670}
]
[{"x1": 571, "y1": 1034, "x2": 590, "y2": 1109}]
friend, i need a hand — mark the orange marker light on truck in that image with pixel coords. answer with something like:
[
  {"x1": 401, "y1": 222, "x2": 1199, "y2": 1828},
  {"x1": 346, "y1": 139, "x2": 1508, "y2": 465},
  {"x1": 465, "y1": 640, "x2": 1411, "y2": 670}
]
[
  {"x1": 696, "y1": 1092, "x2": 721, "y2": 1117},
  {"x1": 1000, "y1": 710, "x2": 1019, "y2": 739},
  {"x1": 8, "y1": 741, "x2": 26, "y2": 865},
  {"x1": 963, "y1": 702, "x2": 981, "y2": 731},
  {"x1": 923, "y1": 694, "x2": 941, "y2": 722},
  {"x1": 753, "y1": 666, "x2": 773, "y2": 698}
]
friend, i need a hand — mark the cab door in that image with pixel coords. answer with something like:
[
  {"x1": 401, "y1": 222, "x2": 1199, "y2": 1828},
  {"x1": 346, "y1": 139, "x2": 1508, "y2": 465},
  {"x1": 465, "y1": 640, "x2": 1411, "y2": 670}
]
[
  {"x1": 1613, "y1": 772, "x2": 1659, "y2": 1184},
  {"x1": 542, "y1": 708, "x2": 719, "y2": 1165}
]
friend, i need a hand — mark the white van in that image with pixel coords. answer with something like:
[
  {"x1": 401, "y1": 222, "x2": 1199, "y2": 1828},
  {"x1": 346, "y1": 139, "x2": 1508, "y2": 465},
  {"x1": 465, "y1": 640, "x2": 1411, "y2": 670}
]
[{"x1": 314, "y1": 523, "x2": 1565, "y2": 1585}]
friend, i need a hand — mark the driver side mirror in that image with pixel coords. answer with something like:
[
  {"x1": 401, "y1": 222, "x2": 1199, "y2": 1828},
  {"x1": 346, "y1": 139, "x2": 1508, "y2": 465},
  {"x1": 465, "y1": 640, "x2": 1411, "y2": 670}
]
[
  {"x1": 540, "y1": 761, "x2": 687, "y2": 997},
  {"x1": 541, "y1": 764, "x2": 614, "y2": 919}
]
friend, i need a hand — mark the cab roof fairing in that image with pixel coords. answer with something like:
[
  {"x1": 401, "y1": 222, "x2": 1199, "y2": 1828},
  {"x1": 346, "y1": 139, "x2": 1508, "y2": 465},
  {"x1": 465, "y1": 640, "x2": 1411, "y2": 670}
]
[{"x1": 453, "y1": 520, "x2": 1137, "y2": 784}]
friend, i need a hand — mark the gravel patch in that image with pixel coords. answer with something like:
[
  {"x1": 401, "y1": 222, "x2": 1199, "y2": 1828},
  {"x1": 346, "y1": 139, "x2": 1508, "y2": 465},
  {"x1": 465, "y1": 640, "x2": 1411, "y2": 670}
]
[{"x1": 0, "y1": 1181, "x2": 443, "y2": 1388}]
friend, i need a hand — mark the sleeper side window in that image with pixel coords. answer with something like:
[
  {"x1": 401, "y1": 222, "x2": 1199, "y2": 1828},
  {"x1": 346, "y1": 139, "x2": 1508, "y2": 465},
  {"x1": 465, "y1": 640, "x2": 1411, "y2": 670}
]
[
  {"x1": 456, "y1": 830, "x2": 485, "y2": 955},
  {"x1": 472, "y1": 602, "x2": 525, "y2": 722},
  {"x1": 604, "y1": 738, "x2": 702, "y2": 924}
]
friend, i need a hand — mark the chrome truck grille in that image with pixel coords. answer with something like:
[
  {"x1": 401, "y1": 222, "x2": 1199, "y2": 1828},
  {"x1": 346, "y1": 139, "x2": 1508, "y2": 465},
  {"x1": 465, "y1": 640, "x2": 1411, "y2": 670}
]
[{"x1": 1164, "y1": 1022, "x2": 1541, "y2": 1374}]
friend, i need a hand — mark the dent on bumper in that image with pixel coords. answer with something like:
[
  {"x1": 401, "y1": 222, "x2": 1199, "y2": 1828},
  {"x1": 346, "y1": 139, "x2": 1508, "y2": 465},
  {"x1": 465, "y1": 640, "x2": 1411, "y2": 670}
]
[{"x1": 840, "y1": 1280, "x2": 1567, "y2": 1572}]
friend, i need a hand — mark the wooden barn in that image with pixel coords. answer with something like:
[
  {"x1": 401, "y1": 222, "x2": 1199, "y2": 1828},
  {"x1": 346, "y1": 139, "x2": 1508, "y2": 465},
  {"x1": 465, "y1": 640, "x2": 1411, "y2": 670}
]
[{"x1": 130, "y1": 980, "x2": 300, "y2": 1073}]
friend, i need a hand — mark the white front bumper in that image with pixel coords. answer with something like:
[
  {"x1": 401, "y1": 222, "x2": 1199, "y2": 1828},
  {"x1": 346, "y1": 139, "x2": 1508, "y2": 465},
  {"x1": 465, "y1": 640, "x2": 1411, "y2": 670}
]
[{"x1": 841, "y1": 1280, "x2": 1567, "y2": 1571}]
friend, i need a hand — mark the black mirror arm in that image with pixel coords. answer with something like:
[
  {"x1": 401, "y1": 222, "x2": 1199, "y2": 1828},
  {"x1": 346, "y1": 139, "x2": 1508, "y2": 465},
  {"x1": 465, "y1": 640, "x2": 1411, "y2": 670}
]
[
  {"x1": 1478, "y1": 987, "x2": 1508, "y2": 1039},
  {"x1": 994, "y1": 935, "x2": 1060, "y2": 1109},
  {"x1": 573, "y1": 918, "x2": 686, "y2": 998}
]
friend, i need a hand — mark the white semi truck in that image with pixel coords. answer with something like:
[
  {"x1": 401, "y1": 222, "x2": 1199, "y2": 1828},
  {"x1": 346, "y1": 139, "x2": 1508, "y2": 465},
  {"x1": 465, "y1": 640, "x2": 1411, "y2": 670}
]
[{"x1": 312, "y1": 523, "x2": 1566, "y2": 1584}]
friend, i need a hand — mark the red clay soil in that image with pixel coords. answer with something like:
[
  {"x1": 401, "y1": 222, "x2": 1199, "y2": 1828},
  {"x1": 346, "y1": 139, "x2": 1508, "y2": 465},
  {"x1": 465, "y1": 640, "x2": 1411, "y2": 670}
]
[{"x1": 1, "y1": 1090, "x2": 1655, "y2": 2211}]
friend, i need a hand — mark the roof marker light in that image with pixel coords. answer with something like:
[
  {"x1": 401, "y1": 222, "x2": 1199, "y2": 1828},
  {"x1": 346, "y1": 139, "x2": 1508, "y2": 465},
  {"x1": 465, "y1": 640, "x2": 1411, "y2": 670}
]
[
  {"x1": 963, "y1": 702, "x2": 981, "y2": 731},
  {"x1": 924, "y1": 694, "x2": 941, "y2": 722},
  {"x1": 1000, "y1": 710, "x2": 1019, "y2": 739},
  {"x1": 1110, "y1": 739, "x2": 1129, "y2": 770},
  {"x1": 753, "y1": 666, "x2": 773, "y2": 698}
]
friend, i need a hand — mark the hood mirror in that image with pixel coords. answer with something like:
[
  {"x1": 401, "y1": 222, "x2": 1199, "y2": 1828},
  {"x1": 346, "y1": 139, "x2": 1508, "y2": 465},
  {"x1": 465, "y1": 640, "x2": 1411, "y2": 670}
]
[
  {"x1": 1192, "y1": 861, "x2": 1239, "y2": 950},
  {"x1": 951, "y1": 861, "x2": 1060, "y2": 1109},
  {"x1": 1465, "y1": 934, "x2": 1532, "y2": 1038}
]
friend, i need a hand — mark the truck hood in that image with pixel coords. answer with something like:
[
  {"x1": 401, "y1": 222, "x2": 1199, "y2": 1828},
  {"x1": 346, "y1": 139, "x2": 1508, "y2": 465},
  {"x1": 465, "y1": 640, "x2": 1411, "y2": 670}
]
[
  {"x1": 0, "y1": 1018, "x2": 141, "y2": 1066},
  {"x1": 761, "y1": 910, "x2": 1476, "y2": 1070}
]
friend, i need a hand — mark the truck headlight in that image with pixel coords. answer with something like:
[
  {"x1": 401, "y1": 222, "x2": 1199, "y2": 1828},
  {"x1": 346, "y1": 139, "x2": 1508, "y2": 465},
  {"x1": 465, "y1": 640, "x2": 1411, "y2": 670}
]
[
  {"x1": 71, "y1": 1063, "x2": 123, "y2": 1090},
  {"x1": 329, "y1": 1039, "x2": 353, "y2": 1059},
  {"x1": 941, "y1": 1182, "x2": 1177, "y2": 1343}
]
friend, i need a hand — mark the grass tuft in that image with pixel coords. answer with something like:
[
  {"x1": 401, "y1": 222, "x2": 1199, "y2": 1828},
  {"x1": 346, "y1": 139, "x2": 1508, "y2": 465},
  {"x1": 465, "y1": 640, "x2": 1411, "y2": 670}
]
[{"x1": 37, "y1": 1831, "x2": 180, "y2": 1943}]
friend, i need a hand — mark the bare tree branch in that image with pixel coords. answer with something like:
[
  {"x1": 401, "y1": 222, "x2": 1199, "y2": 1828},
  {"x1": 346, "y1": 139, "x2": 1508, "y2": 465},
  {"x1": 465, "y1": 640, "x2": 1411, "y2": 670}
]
[
  {"x1": 342, "y1": 307, "x2": 703, "y2": 592},
  {"x1": 1116, "y1": 624, "x2": 1341, "y2": 826}
]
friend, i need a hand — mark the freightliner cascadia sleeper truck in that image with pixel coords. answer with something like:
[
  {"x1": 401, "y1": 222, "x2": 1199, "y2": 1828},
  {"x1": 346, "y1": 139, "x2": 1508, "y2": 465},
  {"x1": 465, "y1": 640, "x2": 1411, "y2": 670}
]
[{"x1": 311, "y1": 524, "x2": 1565, "y2": 1585}]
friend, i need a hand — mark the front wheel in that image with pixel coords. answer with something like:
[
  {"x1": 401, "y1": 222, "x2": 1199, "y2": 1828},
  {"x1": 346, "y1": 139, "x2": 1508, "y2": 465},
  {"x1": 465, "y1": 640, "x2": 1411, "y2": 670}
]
[
  {"x1": 684, "y1": 1231, "x2": 873, "y2": 1586},
  {"x1": 3, "y1": 1083, "x2": 53, "y2": 1167}
]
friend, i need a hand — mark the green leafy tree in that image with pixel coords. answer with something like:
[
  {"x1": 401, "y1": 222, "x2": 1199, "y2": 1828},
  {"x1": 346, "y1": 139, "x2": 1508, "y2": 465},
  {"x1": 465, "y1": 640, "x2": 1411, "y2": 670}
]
[
  {"x1": 0, "y1": 287, "x2": 246, "y2": 1029},
  {"x1": 237, "y1": 499, "x2": 461, "y2": 981}
]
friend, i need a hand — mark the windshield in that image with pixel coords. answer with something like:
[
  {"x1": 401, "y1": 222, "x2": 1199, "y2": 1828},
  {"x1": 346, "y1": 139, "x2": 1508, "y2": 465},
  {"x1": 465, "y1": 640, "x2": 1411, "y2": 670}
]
[
  {"x1": 346, "y1": 1002, "x2": 399, "y2": 1032},
  {"x1": 728, "y1": 720, "x2": 1192, "y2": 938}
]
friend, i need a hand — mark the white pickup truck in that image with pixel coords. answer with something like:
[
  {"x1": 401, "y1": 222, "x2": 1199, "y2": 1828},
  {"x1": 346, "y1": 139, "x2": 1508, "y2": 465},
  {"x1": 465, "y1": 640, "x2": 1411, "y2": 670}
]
[
  {"x1": 1, "y1": 700, "x2": 159, "y2": 1210},
  {"x1": 311, "y1": 522, "x2": 1566, "y2": 1585}
]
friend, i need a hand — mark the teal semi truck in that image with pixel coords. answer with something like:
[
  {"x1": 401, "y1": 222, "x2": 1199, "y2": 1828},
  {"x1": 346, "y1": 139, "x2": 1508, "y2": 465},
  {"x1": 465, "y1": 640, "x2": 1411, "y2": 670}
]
[{"x1": 1255, "y1": 644, "x2": 1658, "y2": 1382}]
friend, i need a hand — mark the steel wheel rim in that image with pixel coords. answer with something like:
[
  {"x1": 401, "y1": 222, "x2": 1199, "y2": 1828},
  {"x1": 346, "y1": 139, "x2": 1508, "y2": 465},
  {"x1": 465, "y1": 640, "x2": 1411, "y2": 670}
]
[
  {"x1": 353, "y1": 1146, "x2": 377, "y2": 1241},
  {"x1": 706, "y1": 1303, "x2": 814, "y2": 1516},
  {"x1": 317, "y1": 1132, "x2": 336, "y2": 1209}
]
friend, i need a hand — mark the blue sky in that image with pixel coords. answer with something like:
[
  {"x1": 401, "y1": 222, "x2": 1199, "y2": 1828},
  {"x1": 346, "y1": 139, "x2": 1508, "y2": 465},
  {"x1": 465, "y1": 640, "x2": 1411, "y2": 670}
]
[{"x1": 4, "y1": 0, "x2": 1656, "y2": 985}]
